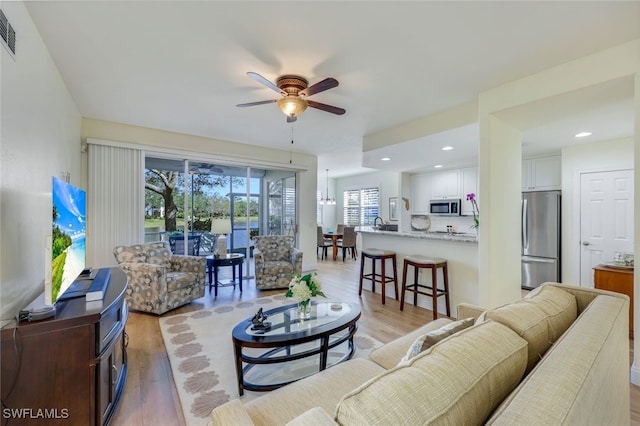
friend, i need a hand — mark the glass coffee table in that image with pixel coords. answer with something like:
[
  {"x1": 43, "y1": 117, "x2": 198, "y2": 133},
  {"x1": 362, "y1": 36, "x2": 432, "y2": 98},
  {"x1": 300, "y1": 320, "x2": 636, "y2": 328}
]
[{"x1": 231, "y1": 301, "x2": 361, "y2": 395}]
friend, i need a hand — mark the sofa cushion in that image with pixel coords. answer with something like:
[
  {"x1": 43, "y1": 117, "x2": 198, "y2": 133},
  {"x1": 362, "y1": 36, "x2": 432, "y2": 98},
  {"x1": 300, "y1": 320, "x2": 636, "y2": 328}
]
[
  {"x1": 335, "y1": 320, "x2": 528, "y2": 426},
  {"x1": 243, "y1": 357, "x2": 386, "y2": 425},
  {"x1": 369, "y1": 318, "x2": 453, "y2": 369},
  {"x1": 166, "y1": 271, "x2": 197, "y2": 292},
  {"x1": 484, "y1": 302, "x2": 549, "y2": 372},
  {"x1": 484, "y1": 285, "x2": 577, "y2": 372},
  {"x1": 401, "y1": 317, "x2": 474, "y2": 362},
  {"x1": 524, "y1": 285, "x2": 577, "y2": 342}
]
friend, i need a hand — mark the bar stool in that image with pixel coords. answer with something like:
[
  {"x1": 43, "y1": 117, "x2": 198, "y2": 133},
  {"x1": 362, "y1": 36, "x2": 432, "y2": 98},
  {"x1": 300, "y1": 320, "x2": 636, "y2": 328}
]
[
  {"x1": 400, "y1": 255, "x2": 450, "y2": 320},
  {"x1": 359, "y1": 249, "x2": 398, "y2": 304}
]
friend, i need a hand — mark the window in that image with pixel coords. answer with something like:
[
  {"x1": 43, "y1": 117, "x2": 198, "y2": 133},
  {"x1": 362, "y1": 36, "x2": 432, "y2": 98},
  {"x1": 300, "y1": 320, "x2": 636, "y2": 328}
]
[{"x1": 343, "y1": 187, "x2": 379, "y2": 226}]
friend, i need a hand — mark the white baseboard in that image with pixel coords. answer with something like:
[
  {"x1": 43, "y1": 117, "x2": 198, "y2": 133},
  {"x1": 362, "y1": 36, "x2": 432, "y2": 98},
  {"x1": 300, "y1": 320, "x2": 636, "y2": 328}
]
[{"x1": 631, "y1": 362, "x2": 640, "y2": 386}]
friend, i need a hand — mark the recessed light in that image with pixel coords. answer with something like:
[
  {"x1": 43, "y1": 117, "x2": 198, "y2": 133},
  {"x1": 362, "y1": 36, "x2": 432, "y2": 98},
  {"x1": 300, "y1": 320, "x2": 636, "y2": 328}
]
[
  {"x1": 434, "y1": 164, "x2": 443, "y2": 168},
  {"x1": 574, "y1": 131, "x2": 592, "y2": 138},
  {"x1": 381, "y1": 157, "x2": 391, "y2": 161},
  {"x1": 442, "y1": 146, "x2": 453, "y2": 151}
]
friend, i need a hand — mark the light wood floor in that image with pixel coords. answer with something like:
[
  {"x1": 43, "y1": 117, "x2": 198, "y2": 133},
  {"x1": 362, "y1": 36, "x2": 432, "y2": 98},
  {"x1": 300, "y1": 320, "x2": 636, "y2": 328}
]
[{"x1": 111, "y1": 256, "x2": 640, "y2": 425}]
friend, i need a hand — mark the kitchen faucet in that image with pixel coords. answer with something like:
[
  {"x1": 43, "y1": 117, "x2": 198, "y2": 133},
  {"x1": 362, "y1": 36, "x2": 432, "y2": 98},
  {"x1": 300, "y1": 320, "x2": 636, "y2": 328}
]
[{"x1": 374, "y1": 216, "x2": 384, "y2": 227}]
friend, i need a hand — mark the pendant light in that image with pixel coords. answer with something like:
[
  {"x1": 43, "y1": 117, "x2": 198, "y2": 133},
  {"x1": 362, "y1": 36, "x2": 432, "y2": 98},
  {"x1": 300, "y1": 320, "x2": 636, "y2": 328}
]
[{"x1": 321, "y1": 169, "x2": 336, "y2": 205}]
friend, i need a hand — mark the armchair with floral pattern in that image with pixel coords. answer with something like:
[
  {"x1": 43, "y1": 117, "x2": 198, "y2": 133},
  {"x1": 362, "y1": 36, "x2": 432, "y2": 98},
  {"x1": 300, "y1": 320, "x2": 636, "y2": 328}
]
[
  {"x1": 252, "y1": 235, "x2": 303, "y2": 290},
  {"x1": 113, "y1": 241, "x2": 205, "y2": 315}
]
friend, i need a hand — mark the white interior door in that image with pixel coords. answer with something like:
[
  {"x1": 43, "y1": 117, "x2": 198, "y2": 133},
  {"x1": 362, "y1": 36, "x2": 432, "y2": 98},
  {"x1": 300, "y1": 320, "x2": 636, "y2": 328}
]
[{"x1": 579, "y1": 169, "x2": 634, "y2": 286}]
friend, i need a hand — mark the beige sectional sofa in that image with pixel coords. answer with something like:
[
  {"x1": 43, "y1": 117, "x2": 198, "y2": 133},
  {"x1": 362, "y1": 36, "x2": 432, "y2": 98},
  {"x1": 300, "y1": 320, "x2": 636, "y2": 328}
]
[{"x1": 209, "y1": 283, "x2": 630, "y2": 425}]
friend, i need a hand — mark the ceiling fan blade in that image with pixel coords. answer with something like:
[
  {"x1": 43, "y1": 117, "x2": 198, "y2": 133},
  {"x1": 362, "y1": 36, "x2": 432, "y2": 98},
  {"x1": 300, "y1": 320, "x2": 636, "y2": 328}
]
[
  {"x1": 236, "y1": 99, "x2": 277, "y2": 107},
  {"x1": 299, "y1": 78, "x2": 339, "y2": 97},
  {"x1": 307, "y1": 99, "x2": 346, "y2": 115},
  {"x1": 247, "y1": 72, "x2": 286, "y2": 96},
  {"x1": 286, "y1": 115, "x2": 297, "y2": 123}
]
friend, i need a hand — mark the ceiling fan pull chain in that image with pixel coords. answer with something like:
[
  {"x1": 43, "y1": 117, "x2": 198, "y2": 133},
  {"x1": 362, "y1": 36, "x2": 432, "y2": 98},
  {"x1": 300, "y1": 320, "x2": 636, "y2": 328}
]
[{"x1": 289, "y1": 123, "x2": 294, "y2": 164}]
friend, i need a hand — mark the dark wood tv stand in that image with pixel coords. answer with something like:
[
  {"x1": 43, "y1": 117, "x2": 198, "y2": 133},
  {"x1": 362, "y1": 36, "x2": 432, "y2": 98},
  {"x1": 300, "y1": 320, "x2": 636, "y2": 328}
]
[{"x1": 1, "y1": 268, "x2": 128, "y2": 425}]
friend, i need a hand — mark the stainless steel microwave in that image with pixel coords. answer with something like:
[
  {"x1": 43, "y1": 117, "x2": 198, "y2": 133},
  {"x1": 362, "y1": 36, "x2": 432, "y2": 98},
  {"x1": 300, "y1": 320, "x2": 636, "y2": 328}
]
[{"x1": 429, "y1": 199, "x2": 461, "y2": 216}]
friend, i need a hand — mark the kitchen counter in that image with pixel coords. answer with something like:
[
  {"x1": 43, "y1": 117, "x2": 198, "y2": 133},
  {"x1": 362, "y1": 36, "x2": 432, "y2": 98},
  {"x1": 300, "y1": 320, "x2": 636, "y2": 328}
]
[
  {"x1": 357, "y1": 227, "x2": 479, "y2": 317},
  {"x1": 358, "y1": 228, "x2": 478, "y2": 243}
]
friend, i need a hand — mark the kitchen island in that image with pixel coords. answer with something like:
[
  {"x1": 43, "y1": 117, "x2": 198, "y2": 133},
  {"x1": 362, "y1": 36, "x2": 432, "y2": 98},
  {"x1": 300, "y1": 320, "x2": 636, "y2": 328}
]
[{"x1": 358, "y1": 228, "x2": 478, "y2": 317}]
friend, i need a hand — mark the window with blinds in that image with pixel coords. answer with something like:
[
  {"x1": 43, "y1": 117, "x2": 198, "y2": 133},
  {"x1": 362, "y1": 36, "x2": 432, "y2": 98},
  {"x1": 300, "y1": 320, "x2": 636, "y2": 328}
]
[
  {"x1": 317, "y1": 190, "x2": 322, "y2": 225},
  {"x1": 343, "y1": 187, "x2": 379, "y2": 226}
]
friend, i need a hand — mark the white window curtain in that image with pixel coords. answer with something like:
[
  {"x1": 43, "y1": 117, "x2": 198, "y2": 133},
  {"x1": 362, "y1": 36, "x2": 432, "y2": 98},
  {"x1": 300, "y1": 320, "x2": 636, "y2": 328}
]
[{"x1": 88, "y1": 142, "x2": 144, "y2": 267}]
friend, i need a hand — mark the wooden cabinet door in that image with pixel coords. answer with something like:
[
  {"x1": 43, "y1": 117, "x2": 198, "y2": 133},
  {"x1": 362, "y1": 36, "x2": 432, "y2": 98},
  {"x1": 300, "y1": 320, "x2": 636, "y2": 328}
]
[
  {"x1": 97, "y1": 331, "x2": 126, "y2": 424},
  {"x1": 593, "y1": 265, "x2": 633, "y2": 337}
]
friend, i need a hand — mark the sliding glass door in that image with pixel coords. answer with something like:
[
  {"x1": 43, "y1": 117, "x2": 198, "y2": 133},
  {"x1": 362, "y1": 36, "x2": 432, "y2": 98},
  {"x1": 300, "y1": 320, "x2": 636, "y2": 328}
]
[
  {"x1": 264, "y1": 171, "x2": 297, "y2": 236},
  {"x1": 144, "y1": 156, "x2": 298, "y2": 274}
]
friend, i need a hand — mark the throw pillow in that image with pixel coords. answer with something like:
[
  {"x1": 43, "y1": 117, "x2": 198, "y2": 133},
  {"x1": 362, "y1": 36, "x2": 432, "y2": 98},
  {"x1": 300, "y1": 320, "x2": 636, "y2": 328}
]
[
  {"x1": 401, "y1": 318, "x2": 474, "y2": 363},
  {"x1": 336, "y1": 320, "x2": 528, "y2": 426},
  {"x1": 484, "y1": 285, "x2": 577, "y2": 372},
  {"x1": 485, "y1": 302, "x2": 549, "y2": 372},
  {"x1": 524, "y1": 285, "x2": 578, "y2": 342}
]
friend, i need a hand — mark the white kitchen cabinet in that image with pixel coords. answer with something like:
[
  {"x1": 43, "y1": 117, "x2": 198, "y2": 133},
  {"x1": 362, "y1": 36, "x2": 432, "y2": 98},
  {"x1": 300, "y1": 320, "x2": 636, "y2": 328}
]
[
  {"x1": 460, "y1": 167, "x2": 478, "y2": 216},
  {"x1": 430, "y1": 169, "x2": 460, "y2": 199},
  {"x1": 522, "y1": 156, "x2": 561, "y2": 191},
  {"x1": 411, "y1": 173, "x2": 431, "y2": 214}
]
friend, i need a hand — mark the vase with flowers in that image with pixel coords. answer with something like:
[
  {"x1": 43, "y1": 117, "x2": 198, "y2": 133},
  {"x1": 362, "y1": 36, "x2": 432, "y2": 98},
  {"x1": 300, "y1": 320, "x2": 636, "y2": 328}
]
[
  {"x1": 285, "y1": 272, "x2": 326, "y2": 320},
  {"x1": 466, "y1": 193, "x2": 479, "y2": 236}
]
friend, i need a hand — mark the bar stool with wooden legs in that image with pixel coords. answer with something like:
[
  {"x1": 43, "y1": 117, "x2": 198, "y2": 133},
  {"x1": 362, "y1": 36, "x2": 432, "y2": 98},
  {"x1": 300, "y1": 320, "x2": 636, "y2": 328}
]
[
  {"x1": 400, "y1": 255, "x2": 450, "y2": 319},
  {"x1": 359, "y1": 249, "x2": 398, "y2": 304}
]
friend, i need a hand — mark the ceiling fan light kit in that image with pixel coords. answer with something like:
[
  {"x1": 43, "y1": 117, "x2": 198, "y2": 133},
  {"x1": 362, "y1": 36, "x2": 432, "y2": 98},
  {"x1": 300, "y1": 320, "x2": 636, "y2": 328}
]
[
  {"x1": 277, "y1": 97, "x2": 307, "y2": 118},
  {"x1": 238, "y1": 72, "x2": 345, "y2": 122}
]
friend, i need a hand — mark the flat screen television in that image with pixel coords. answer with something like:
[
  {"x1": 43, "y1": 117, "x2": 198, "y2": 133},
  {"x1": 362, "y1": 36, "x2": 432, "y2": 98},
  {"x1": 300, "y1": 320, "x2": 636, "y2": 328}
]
[{"x1": 45, "y1": 176, "x2": 87, "y2": 305}]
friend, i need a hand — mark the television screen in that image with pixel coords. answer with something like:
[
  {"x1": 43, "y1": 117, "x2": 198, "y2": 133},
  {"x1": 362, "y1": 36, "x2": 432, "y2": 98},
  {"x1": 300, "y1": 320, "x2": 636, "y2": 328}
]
[{"x1": 48, "y1": 176, "x2": 87, "y2": 304}]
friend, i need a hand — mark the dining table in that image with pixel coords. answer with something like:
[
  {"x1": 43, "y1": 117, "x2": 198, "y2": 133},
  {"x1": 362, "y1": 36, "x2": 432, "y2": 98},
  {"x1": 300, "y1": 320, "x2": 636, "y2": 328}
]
[{"x1": 323, "y1": 232, "x2": 343, "y2": 261}]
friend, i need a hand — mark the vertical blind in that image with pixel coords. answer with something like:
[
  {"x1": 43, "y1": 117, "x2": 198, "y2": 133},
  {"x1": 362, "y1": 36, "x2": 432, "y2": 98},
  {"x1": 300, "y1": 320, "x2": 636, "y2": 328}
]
[
  {"x1": 88, "y1": 143, "x2": 144, "y2": 267},
  {"x1": 343, "y1": 187, "x2": 379, "y2": 226}
]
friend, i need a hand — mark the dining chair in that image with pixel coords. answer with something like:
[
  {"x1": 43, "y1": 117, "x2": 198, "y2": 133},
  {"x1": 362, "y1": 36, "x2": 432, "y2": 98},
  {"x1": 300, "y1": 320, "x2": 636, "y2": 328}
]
[
  {"x1": 317, "y1": 226, "x2": 333, "y2": 260},
  {"x1": 337, "y1": 226, "x2": 357, "y2": 261},
  {"x1": 168, "y1": 234, "x2": 201, "y2": 256}
]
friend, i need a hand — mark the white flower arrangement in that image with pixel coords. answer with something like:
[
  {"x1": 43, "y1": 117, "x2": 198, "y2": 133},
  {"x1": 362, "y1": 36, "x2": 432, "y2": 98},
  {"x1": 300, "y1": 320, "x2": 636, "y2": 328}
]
[{"x1": 285, "y1": 273, "x2": 325, "y2": 304}]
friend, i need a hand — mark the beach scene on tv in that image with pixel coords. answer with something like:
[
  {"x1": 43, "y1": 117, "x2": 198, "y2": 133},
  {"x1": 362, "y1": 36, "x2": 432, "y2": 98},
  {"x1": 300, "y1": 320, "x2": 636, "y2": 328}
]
[{"x1": 51, "y1": 176, "x2": 87, "y2": 302}]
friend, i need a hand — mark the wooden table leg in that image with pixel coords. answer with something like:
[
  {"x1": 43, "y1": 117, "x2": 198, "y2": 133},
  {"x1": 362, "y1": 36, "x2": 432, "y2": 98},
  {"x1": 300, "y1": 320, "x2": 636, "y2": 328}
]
[{"x1": 234, "y1": 342, "x2": 244, "y2": 396}]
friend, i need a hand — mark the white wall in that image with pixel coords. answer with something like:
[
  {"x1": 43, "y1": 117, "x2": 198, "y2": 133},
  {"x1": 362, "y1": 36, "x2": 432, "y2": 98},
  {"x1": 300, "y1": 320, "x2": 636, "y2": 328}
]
[
  {"x1": 0, "y1": 2, "x2": 82, "y2": 321},
  {"x1": 561, "y1": 137, "x2": 635, "y2": 284}
]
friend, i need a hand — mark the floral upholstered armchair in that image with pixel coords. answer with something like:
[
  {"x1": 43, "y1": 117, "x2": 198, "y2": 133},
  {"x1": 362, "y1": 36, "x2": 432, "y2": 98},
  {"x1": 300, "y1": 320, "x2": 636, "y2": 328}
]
[
  {"x1": 113, "y1": 241, "x2": 205, "y2": 315},
  {"x1": 252, "y1": 235, "x2": 303, "y2": 290}
]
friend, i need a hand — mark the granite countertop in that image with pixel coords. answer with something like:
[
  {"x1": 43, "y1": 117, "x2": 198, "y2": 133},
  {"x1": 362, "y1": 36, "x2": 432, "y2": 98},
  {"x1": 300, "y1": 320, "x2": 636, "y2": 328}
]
[{"x1": 358, "y1": 227, "x2": 478, "y2": 243}]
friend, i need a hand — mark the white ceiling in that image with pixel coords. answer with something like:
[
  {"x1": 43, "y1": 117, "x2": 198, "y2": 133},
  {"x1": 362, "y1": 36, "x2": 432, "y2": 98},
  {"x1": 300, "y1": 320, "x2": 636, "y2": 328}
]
[{"x1": 25, "y1": 1, "x2": 640, "y2": 180}]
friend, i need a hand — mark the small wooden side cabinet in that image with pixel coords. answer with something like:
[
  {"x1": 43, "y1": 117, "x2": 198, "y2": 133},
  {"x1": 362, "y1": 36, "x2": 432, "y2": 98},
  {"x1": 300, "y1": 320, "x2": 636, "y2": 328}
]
[
  {"x1": 593, "y1": 264, "x2": 634, "y2": 338},
  {"x1": 0, "y1": 268, "x2": 128, "y2": 425}
]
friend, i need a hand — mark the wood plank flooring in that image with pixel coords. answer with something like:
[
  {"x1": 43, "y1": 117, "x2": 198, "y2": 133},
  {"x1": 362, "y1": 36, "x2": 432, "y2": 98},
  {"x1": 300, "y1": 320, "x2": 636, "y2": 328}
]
[{"x1": 111, "y1": 256, "x2": 639, "y2": 425}]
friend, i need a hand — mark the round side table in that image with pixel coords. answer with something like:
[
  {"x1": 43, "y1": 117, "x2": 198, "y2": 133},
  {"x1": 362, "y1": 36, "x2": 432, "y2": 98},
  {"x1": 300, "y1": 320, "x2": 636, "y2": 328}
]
[{"x1": 207, "y1": 253, "x2": 244, "y2": 296}]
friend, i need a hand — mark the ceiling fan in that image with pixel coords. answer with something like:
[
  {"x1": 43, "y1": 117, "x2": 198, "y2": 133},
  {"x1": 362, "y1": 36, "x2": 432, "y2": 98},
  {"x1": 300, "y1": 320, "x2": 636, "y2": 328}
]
[{"x1": 236, "y1": 72, "x2": 346, "y2": 123}]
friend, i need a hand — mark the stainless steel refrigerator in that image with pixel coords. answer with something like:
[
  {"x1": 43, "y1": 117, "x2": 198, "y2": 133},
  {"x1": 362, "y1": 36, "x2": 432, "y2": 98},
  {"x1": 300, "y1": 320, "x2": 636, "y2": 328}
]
[{"x1": 521, "y1": 190, "x2": 561, "y2": 289}]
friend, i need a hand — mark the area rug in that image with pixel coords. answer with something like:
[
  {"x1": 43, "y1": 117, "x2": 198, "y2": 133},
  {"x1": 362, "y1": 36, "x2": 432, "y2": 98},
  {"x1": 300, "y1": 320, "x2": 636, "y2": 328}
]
[{"x1": 158, "y1": 296, "x2": 383, "y2": 425}]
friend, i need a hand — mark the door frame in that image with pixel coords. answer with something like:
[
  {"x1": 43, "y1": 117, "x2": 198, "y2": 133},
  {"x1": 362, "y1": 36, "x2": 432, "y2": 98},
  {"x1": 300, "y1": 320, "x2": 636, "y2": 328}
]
[{"x1": 572, "y1": 166, "x2": 634, "y2": 285}]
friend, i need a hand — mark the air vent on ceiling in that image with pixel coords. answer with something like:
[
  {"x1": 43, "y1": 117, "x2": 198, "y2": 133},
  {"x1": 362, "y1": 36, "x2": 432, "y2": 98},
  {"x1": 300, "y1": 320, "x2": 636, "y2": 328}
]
[{"x1": 0, "y1": 9, "x2": 16, "y2": 57}]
